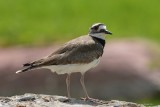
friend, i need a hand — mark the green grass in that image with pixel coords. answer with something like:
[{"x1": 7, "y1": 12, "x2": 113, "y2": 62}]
[
  {"x1": 137, "y1": 92, "x2": 160, "y2": 106},
  {"x1": 0, "y1": 0, "x2": 160, "y2": 46}
]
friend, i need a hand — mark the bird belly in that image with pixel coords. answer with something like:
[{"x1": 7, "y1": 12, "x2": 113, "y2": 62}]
[{"x1": 42, "y1": 58, "x2": 100, "y2": 74}]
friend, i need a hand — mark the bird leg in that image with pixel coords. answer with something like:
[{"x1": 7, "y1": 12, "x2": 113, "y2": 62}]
[
  {"x1": 80, "y1": 73, "x2": 90, "y2": 99},
  {"x1": 80, "y1": 73, "x2": 100, "y2": 103},
  {"x1": 66, "y1": 73, "x2": 71, "y2": 98}
]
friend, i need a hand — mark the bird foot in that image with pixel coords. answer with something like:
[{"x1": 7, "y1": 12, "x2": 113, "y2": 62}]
[{"x1": 81, "y1": 97, "x2": 107, "y2": 104}]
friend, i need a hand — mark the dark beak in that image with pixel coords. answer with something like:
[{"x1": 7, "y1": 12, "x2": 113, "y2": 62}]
[{"x1": 104, "y1": 30, "x2": 112, "y2": 35}]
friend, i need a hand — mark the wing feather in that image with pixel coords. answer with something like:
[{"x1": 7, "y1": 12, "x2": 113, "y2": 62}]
[{"x1": 25, "y1": 36, "x2": 103, "y2": 68}]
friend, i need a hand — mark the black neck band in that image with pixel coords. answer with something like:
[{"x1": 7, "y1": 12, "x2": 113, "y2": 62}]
[{"x1": 92, "y1": 36, "x2": 105, "y2": 47}]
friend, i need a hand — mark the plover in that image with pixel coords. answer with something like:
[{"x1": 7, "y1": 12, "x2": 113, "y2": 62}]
[{"x1": 16, "y1": 23, "x2": 112, "y2": 99}]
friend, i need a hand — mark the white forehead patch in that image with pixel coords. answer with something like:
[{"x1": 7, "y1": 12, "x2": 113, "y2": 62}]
[{"x1": 98, "y1": 25, "x2": 107, "y2": 30}]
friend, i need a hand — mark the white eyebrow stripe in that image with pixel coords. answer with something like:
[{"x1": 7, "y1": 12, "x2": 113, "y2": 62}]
[{"x1": 99, "y1": 25, "x2": 107, "y2": 30}]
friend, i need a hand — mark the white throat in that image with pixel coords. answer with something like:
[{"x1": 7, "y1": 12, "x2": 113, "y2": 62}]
[{"x1": 90, "y1": 33, "x2": 105, "y2": 40}]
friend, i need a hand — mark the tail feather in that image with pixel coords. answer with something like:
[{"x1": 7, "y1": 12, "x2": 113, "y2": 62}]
[
  {"x1": 23, "y1": 63, "x2": 31, "y2": 67},
  {"x1": 16, "y1": 66, "x2": 32, "y2": 74},
  {"x1": 16, "y1": 62, "x2": 35, "y2": 74}
]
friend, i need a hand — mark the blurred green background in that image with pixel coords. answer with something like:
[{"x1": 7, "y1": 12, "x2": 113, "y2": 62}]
[
  {"x1": 0, "y1": 0, "x2": 160, "y2": 106},
  {"x1": 0, "y1": 0, "x2": 160, "y2": 46}
]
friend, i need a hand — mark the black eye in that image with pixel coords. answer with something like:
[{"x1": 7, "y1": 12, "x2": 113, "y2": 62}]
[{"x1": 93, "y1": 26, "x2": 99, "y2": 30}]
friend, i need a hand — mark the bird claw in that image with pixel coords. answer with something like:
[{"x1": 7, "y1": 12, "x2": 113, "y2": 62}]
[
  {"x1": 81, "y1": 97, "x2": 107, "y2": 104},
  {"x1": 81, "y1": 97, "x2": 96, "y2": 102}
]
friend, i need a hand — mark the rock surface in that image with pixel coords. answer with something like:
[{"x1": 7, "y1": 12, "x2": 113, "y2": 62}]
[{"x1": 0, "y1": 93, "x2": 144, "y2": 107}]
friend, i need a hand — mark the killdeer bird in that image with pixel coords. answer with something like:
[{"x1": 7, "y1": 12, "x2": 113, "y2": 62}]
[{"x1": 16, "y1": 23, "x2": 112, "y2": 99}]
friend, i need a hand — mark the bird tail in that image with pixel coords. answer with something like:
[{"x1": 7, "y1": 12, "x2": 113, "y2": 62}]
[
  {"x1": 16, "y1": 67, "x2": 30, "y2": 74},
  {"x1": 16, "y1": 63, "x2": 34, "y2": 74}
]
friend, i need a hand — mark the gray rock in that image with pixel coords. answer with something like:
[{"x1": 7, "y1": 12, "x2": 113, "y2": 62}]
[{"x1": 0, "y1": 93, "x2": 144, "y2": 107}]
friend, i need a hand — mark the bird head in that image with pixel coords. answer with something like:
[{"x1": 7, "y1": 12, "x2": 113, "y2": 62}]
[{"x1": 89, "y1": 23, "x2": 112, "y2": 39}]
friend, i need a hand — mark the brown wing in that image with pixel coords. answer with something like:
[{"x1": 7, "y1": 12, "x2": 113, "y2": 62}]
[{"x1": 28, "y1": 36, "x2": 103, "y2": 67}]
